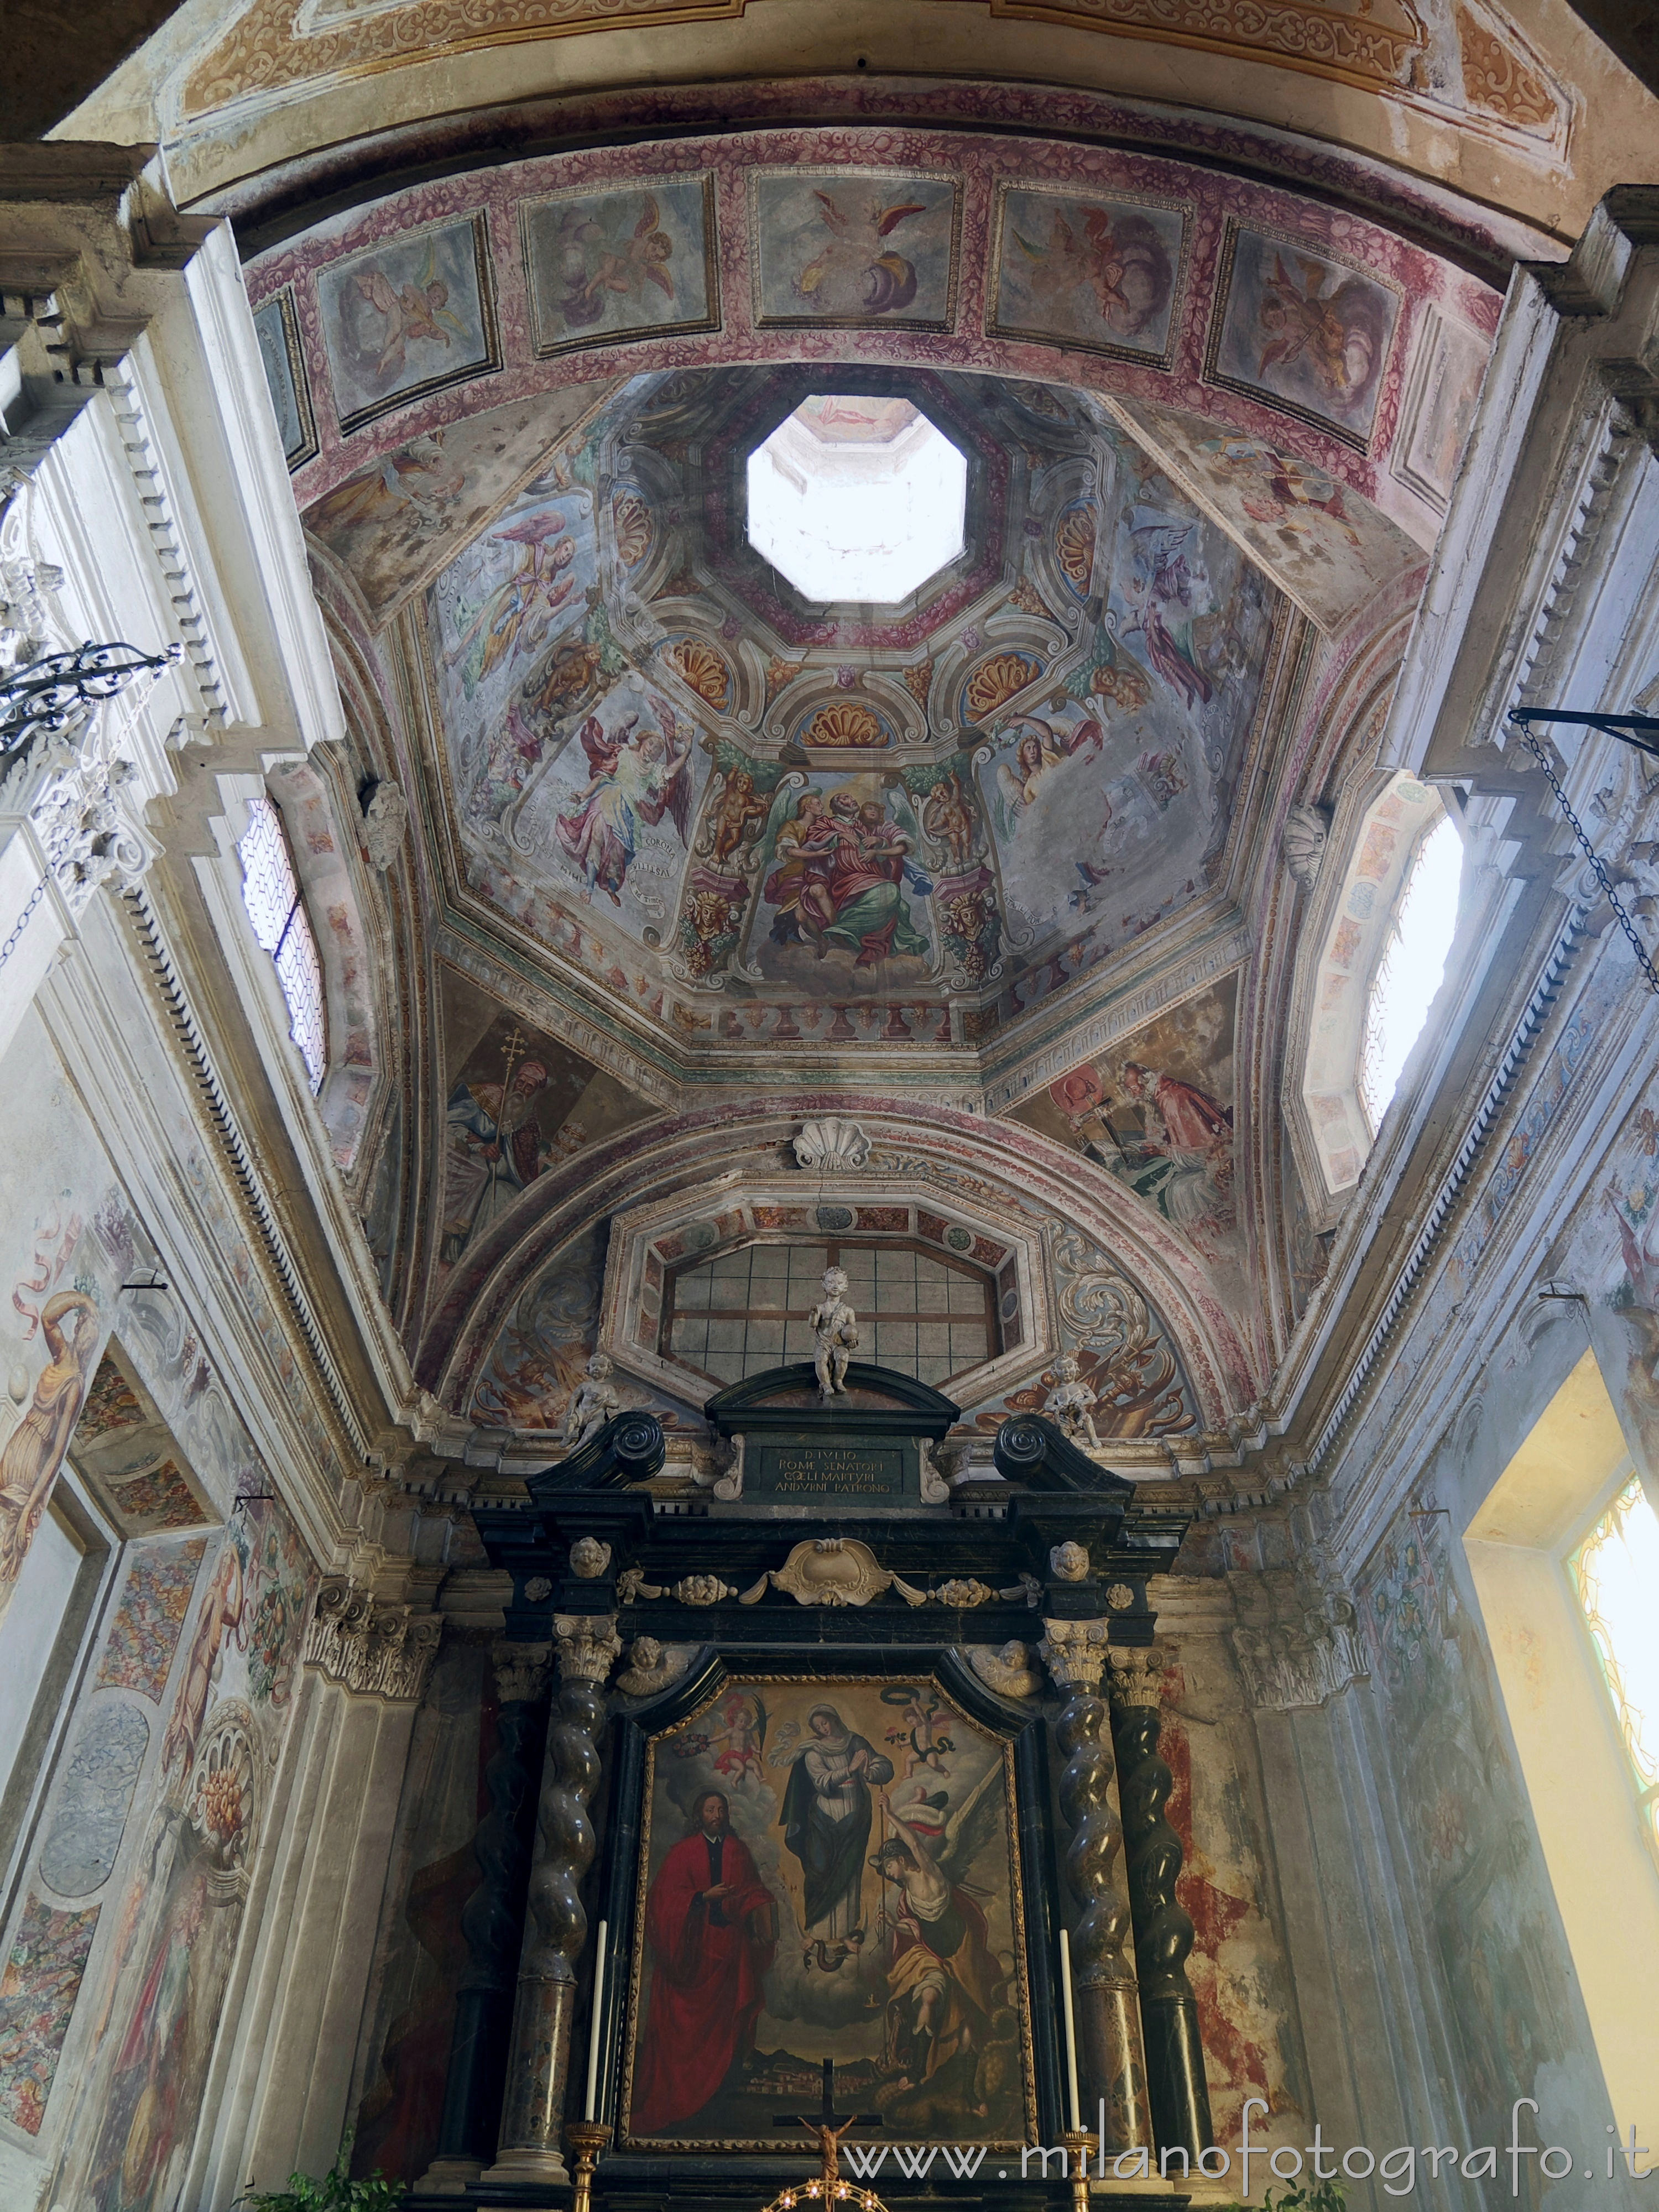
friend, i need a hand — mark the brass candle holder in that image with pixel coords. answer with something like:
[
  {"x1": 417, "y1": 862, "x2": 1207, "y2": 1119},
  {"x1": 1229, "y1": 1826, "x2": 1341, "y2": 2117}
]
[
  {"x1": 1061, "y1": 2128, "x2": 1097, "y2": 2212},
  {"x1": 566, "y1": 2117, "x2": 612, "y2": 2212}
]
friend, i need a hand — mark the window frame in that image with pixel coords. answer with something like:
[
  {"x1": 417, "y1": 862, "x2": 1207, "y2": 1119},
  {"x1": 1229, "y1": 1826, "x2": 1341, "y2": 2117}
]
[
  {"x1": 1565, "y1": 1469, "x2": 1659, "y2": 1869},
  {"x1": 659, "y1": 1236, "x2": 1001, "y2": 1391},
  {"x1": 238, "y1": 791, "x2": 328, "y2": 1095}
]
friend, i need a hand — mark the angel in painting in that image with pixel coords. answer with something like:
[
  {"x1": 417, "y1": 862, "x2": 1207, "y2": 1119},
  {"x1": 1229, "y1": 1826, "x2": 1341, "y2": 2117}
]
[
  {"x1": 796, "y1": 190, "x2": 929, "y2": 316},
  {"x1": 554, "y1": 195, "x2": 675, "y2": 330},
  {"x1": 554, "y1": 705, "x2": 692, "y2": 905},
  {"x1": 990, "y1": 709, "x2": 1103, "y2": 838},
  {"x1": 349, "y1": 244, "x2": 469, "y2": 385},
  {"x1": 445, "y1": 511, "x2": 580, "y2": 697},
  {"x1": 1255, "y1": 253, "x2": 1389, "y2": 412},
  {"x1": 920, "y1": 771, "x2": 979, "y2": 870},
  {"x1": 872, "y1": 1770, "x2": 1009, "y2": 2095}
]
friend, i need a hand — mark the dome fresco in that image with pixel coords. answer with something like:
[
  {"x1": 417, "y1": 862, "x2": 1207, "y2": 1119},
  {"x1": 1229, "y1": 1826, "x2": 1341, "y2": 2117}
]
[{"x1": 422, "y1": 367, "x2": 1279, "y2": 1049}]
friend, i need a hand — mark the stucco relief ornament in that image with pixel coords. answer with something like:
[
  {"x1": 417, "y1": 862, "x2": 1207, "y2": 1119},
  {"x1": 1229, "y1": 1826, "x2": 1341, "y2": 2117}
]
[
  {"x1": 674, "y1": 1573, "x2": 738, "y2": 1607},
  {"x1": 564, "y1": 1353, "x2": 619, "y2": 1449},
  {"x1": 918, "y1": 1438, "x2": 953, "y2": 1504},
  {"x1": 1281, "y1": 802, "x2": 1331, "y2": 893},
  {"x1": 808, "y1": 1266, "x2": 859, "y2": 1399},
  {"x1": 615, "y1": 1636, "x2": 695, "y2": 1696},
  {"x1": 753, "y1": 1536, "x2": 895, "y2": 1608},
  {"x1": 966, "y1": 1641, "x2": 1044, "y2": 1698},
  {"x1": 1049, "y1": 1539, "x2": 1091, "y2": 1582},
  {"x1": 792, "y1": 1117, "x2": 872, "y2": 1173},
  {"x1": 712, "y1": 1433, "x2": 744, "y2": 1501},
  {"x1": 1044, "y1": 1354, "x2": 1102, "y2": 1450},
  {"x1": 568, "y1": 1537, "x2": 612, "y2": 1580},
  {"x1": 361, "y1": 778, "x2": 409, "y2": 870}
]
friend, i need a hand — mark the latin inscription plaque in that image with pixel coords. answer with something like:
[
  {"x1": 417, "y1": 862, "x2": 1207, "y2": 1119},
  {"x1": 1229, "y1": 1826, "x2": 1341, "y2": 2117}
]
[{"x1": 748, "y1": 1440, "x2": 907, "y2": 1500}]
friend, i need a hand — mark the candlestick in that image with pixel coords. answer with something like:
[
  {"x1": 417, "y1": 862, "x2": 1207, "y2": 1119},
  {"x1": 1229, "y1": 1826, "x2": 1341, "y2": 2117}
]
[
  {"x1": 566, "y1": 2118, "x2": 611, "y2": 2212},
  {"x1": 1059, "y1": 1926, "x2": 1082, "y2": 2132},
  {"x1": 1062, "y1": 2128, "x2": 1097, "y2": 2212},
  {"x1": 583, "y1": 1918, "x2": 608, "y2": 2122}
]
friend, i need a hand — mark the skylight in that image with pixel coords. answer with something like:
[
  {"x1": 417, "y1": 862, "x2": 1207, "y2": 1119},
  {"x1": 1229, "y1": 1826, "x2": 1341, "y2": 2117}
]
[
  {"x1": 745, "y1": 395, "x2": 967, "y2": 604},
  {"x1": 1358, "y1": 813, "x2": 1462, "y2": 1129}
]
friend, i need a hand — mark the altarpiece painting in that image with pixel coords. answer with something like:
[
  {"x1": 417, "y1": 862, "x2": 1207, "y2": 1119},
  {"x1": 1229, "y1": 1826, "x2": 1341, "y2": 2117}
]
[{"x1": 622, "y1": 1676, "x2": 1036, "y2": 2148}]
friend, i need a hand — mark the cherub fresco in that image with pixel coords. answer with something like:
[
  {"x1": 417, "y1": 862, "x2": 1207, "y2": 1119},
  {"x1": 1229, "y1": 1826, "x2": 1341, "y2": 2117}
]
[
  {"x1": 346, "y1": 247, "x2": 467, "y2": 384},
  {"x1": 555, "y1": 708, "x2": 693, "y2": 906},
  {"x1": 552, "y1": 195, "x2": 676, "y2": 328},
  {"x1": 920, "y1": 770, "x2": 980, "y2": 870}
]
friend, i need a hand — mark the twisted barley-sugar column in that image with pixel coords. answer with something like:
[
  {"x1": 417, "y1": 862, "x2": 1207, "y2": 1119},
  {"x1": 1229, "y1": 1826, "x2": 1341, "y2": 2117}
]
[
  {"x1": 1039, "y1": 1618, "x2": 1154, "y2": 2153},
  {"x1": 1108, "y1": 1648, "x2": 1213, "y2": 2162},
  {"x1": 490, "y1": 1615, "x2": 621, "y2": 2183},
  {"x1": 422, "y1": 1641, "x2": 550, "y2": 2189}
]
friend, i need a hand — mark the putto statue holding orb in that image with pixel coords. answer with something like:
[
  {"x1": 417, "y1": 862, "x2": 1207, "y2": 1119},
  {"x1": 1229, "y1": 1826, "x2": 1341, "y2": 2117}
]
[{"x1": 808, "y1": 1266, "x2": 859, "y2": 1398}]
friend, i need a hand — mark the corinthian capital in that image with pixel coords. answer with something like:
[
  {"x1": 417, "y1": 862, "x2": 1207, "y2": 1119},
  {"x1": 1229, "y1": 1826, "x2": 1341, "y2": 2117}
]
[
  {"x1": 492, "y1": 1639, "x2": 552, "y2": 1705},
  {"x1": 554, "y1": 1614, "x2": 622, "y2": 1684},
  {"x1": 1107, "y1": 1648, "x2": 1165, "y2": 1708},
  {"x1": 1038, "y1": 1615, "x2": 1109, "y2": 1690}
]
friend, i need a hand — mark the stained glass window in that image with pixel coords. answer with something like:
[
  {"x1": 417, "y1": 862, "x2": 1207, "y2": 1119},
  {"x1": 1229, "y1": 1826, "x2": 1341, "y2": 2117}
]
[
  {"x1": 238, "y1": 794, "x2": 327, "y2": 1094},
  {"x1": 1359, "y1": 813, "x2": 1462, "y2": 1131},
  {"x1": 664, "y1": 1240, "x2": 994, "y2": 1388},
  {"x1": 1569, "y1": 1472, "x2": 1659, "y2": 1858}
]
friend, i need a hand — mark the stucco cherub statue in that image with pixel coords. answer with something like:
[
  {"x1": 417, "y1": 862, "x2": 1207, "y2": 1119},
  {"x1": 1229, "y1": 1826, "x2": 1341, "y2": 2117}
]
[
  {"x1": 1044, "y1": 1351, "x2": 1102, "y2": 1449},
  {"x1": 564, "y1": 1351, "x2": 620, "y2": 1449},
  {"x1": 808, "y1": 1266, "x2": 859, "y2": 1399}
]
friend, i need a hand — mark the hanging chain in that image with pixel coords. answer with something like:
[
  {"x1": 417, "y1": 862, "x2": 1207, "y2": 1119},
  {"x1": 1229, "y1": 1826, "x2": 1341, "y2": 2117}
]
[{"x1": 1517, "y1": 727, "x2": 1659, "y2": 1001}]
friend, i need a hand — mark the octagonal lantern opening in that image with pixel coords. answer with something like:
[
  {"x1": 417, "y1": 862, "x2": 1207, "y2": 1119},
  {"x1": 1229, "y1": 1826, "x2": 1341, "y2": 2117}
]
[{"x1": 745, "y1": 394, "x2": 967, "y2": 605}]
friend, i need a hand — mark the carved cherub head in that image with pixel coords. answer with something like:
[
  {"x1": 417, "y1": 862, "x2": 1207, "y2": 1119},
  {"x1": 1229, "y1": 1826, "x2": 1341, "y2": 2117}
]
[
  {"x1": 630, "y1": 1634, "x2": 662, "y2": 1671},
  {"x1": 821, "y1": 1266, "x2": 849, "y2": 1298},
  {"x1": 1052, "y1": 1352, "x2": 1081, "y2": 1384},
  {"x1": 1050, "y1": 1540, "x2": 1091, "y2": 1583},
  {"x1": 586, "y1": 1351, "x2": 614, "y2": 1381},
  {"x1": 570, "y1": 1536, "x2": 612, "y2": 1579}
]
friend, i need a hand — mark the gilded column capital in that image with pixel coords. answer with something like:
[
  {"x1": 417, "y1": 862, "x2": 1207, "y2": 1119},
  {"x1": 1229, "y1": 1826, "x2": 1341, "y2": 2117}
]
[
  {"x1": 554, "y1": 1614, "x2": 622, "y2": 1684},
  {"x1": 1038, "y1": 1615, "x2": 1109, "y2": 1689}
]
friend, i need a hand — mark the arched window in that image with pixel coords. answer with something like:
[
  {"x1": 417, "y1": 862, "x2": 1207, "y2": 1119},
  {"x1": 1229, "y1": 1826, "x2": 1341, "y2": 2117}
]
[
  {"x1": 238, "y1": 794, "x2": 327, "y2": 1093},
  {"x1": 1358, "y1": 812, "x2": 1463, "y2": 1131}
]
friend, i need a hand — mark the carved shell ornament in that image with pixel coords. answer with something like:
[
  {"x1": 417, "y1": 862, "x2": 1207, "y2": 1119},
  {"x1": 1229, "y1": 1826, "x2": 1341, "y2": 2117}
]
[
  {"x1": 1281, "y1": 801, "x2": 1331, "y2": 892},
  {"x1": 792, "y1": 1118, "x2": 872, "y2": 1173}
]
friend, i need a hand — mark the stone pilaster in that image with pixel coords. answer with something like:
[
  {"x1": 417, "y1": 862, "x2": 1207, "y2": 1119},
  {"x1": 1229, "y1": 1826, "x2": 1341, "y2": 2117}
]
[
  {"x1": 419, "y1": 1639, "x2": 550, "y2": 2195},
  {"x1": 487, "y1": 1614, "x2": 621, "y2": 2184},
  {"x1": 1039, "y1": 1618, "x2": 1153, "y2": 2153},
  {"x1": 1108, "y1": 1649, "x2": 1213, "y2": 2161}
]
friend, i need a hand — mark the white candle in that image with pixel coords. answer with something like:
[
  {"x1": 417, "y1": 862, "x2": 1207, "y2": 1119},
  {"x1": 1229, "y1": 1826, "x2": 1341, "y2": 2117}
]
[
  {"x1": 1058, "y1": 1926, "x2": 1082, "y2": 2133},
  {"x1": 583, "y1": 1918, "x2": 608, "y2": 2122}
]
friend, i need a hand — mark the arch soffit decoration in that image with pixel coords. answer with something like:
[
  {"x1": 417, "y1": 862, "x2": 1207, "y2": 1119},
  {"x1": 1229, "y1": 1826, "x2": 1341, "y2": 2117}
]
[
  {"x1": 425, "y1": 1100, "x2": 1249, "y2": 1434},
  {"x1": 100, "y1": 1, "x2": 1642, "y2": 251},
  {"x1": 244, "y1": 123, "x2": 1504, "y2": 598}
]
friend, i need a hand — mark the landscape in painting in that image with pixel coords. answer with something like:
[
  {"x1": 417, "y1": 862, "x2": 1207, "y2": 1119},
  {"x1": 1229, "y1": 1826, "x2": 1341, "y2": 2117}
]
[{"x1": 625, "y1": 1678, "x2": 1031, "y2": 2147}]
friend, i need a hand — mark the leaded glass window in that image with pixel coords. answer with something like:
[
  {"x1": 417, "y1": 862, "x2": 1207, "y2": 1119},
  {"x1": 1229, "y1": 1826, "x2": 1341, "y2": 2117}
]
[
  {"x1": 238, "y1": 794, "x2": 327, "y2": 1094},
  {"x1": 1570, "y1": 1472, "x2": 1659, "y2": 1860},
  {"x1": 662, "y1": 1240, "x2": 994, "y2": 1389}
]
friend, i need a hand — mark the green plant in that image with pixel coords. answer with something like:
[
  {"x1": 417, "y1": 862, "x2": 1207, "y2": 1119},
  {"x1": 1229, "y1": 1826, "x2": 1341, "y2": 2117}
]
[
  {"x1": 233, "y1": 2140, "x2": 406, "y2": 2212},
  {"x1": 1266, "y1": 2182, "x2": 1349, "y2": 2212}
]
